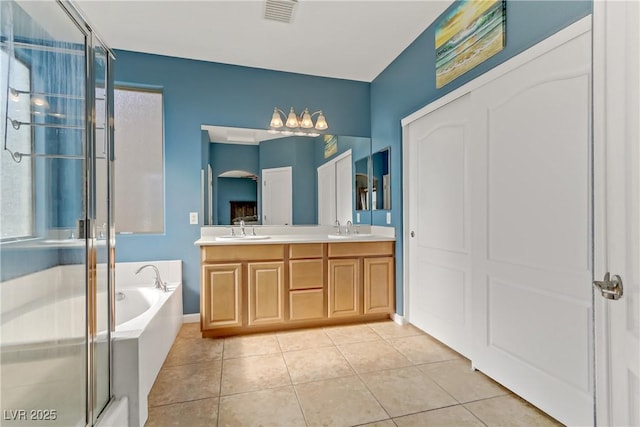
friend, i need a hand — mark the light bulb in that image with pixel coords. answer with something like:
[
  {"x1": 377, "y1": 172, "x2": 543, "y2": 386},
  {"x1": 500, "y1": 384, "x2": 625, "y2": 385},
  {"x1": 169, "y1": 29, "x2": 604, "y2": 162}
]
[
  {"x1": 285, "y1": 107, "x2": 299, "y2": 128},
  {"x1": 270, "y1": 107, "x2": 283, "y2": 128},
  {"x1": 300, "y1": 108, "x2": 313, "y2": 128},
  {"x1": 314, "y1": 111, "x2": 328, "y2": 130}
]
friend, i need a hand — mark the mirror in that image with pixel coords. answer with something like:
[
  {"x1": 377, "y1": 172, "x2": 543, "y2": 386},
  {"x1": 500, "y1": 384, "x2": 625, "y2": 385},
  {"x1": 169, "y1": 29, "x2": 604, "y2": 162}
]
[
  {"x1": 201, "y1": 125, "x2": 372, "y2": 225},
  {"x1": 354, "y1": 156, "x2": 370, "y2": 211},
  {"x1": 372, "y1": 147, "x2": 391, "y2": 210}
]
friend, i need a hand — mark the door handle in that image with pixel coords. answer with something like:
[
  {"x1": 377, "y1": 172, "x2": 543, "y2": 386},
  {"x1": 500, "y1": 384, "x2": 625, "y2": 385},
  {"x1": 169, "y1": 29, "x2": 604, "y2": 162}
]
[{"x1": 593, "y1": 272, "x2": 624, "y2": 300}]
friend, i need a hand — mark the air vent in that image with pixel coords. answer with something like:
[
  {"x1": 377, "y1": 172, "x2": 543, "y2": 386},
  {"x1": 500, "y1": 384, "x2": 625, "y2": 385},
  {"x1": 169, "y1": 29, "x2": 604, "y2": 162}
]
[{"x1": 264, "y1": 0, "x2": 297, "y2": 24}]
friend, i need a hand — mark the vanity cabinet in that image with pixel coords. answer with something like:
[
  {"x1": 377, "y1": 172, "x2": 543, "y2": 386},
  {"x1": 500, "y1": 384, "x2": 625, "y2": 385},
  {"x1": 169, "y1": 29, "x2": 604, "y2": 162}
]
[{"x1": 200, "y1": 241, "x2": 394, "y2": 337}]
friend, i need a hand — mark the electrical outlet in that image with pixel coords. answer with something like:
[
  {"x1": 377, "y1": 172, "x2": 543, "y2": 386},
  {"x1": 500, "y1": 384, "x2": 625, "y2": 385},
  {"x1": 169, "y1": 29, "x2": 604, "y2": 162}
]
[
  {"x1": 386, "y1": 212, "x2": 391, "y2": 224},
  {"x1": 189, "y1": 212, "x2": 198, "y2": 225},
  {"x1": 356, "y1": 213, "x2": 360, "y2": 223}
]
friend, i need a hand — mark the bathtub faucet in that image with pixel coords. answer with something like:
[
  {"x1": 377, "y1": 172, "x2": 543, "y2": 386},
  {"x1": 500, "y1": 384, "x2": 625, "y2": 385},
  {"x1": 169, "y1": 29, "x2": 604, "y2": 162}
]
[{"x1": 135, "y1": 264, "x2": 168, "y2": 292}]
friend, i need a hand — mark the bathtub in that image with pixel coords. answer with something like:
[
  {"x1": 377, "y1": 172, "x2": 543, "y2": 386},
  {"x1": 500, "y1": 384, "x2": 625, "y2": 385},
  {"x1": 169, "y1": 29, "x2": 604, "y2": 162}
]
[
  {"x1": 112, "y1": 260, "x2": 183, "y2": 427},
  {"x1": 1, "y1": 260, "x2": 183, "y2": 427}
]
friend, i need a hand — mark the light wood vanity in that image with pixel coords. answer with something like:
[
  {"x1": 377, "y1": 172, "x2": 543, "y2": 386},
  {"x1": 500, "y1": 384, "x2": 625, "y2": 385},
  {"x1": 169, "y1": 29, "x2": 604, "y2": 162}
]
[{"x1": 199, "y1": 240, "x2": 394, "y2": 337}]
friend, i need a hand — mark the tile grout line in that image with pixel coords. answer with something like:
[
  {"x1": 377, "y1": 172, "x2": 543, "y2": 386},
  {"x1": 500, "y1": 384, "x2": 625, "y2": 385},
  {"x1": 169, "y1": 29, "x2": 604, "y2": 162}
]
[
  {"x1": 216, "y1": 337, "x2": 227, "y2": 427},
  {"x1": 279, "y1": 339, "x2": 311, "y2": 427},
  {"x1": 334, "y1": 326, "x2": 395, "y2": 425}
]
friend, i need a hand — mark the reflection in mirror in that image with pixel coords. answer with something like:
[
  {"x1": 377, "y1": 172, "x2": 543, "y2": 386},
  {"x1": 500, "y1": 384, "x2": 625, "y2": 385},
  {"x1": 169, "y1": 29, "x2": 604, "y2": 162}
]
[
  {"x1": 372, "y1": 147, "x2": 391, "y2": 210},
  {"x1": 354, "y1": 156, "x2": 370, "y2": 211},
  {"x1": 201, "y1": 125, "x2": 372, "y2": 225}
]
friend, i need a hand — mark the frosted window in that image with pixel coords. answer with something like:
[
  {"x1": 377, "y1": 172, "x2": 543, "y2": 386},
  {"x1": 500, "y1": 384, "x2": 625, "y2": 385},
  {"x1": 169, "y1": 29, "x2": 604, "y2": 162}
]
[
  {"x1": 114, "y1": 88, "x2": 164, "y2": 233},
  {"x1": 0, "y1": 51, "x2": 33, "y2": 240}
]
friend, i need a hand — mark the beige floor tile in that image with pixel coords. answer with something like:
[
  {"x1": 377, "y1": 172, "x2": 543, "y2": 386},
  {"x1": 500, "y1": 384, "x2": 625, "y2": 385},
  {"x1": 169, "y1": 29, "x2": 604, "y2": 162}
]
[
  {"x1": 276, "y1": 328, "x2": 334, "y2": 352},
  {"x1": 393, "y1": 405, "x2": 484, "y2": 427},
  {"x1": 338, "y1": 340, "x2": 412, "y2": 374},
  {"x1": 367, "y1": 321, "x2": 425, "y2": 339},
  {"x1": 176, "y1": 322, "x2": 202, "y2": 340},
  {"x1": 164, "y1": 337, "x2": 224, "y2": 367},
  {"x1": 223, "y1": 333, "x2": 281, "y2": 359},
  {"x1": 218, "y1": 386, "x2": 306, "y2": 427},
  {"x1": 387, "y1": 335, "x2": 461, "y2": 364},
  {"x1": 148, "y1": 360, "x2": 222, "y2": 406},
  {"x1": 418, "y1": 359, "x2": 509, "y2": 403},
  {"x1": 359, "y1": 420, "x2": 397, "y2": 427},
  {"x1": 295, "y1": 375, "x2": 388, "y2": 426},
  {"x1": 324, "y1": 324, "x2": 382, "y2": 345},
  {"x1": 464, "y1": 395, "x2": 563, "y2": 427},
  {"x1": 283, "y1": 346, "x2": 355, "y2": 384},
  {"x1": 145, "y1": 397, "x2": 218, "y2": 427},
  {"x1": 221, "y1": 353, "x2": 291, "y2": 395},
  {"x1": 360, "y1": 366, "x2": 457, "y2": 417}
]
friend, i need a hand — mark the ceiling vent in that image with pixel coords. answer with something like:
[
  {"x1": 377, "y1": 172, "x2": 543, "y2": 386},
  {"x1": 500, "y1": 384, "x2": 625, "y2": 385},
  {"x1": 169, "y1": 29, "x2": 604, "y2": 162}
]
[{"x1": 264, "y1": 0, "x2": 298, "y2": 24}]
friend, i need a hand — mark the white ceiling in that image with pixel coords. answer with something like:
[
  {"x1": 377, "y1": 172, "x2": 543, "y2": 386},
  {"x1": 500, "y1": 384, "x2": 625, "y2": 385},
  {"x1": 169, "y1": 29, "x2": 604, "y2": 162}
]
[{"x1": 74, "y1": 0, "x2": 454, "y2": 82}]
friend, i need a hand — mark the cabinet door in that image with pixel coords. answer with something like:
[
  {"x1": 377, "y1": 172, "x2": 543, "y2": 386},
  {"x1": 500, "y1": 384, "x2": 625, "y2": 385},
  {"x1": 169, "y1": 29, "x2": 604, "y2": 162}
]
[
  {"x1": 202, "y1": 263, "x2": 242, "y2": 329},
  {"x1": 328, "y1": 259, "x2": 360, "y2": 317},
  {"x1": 248, "y1": 262, "x2": 285, "y2": 326},
  {"x1": 364, "y1": 257, "x2": 394, "y2": 314}
]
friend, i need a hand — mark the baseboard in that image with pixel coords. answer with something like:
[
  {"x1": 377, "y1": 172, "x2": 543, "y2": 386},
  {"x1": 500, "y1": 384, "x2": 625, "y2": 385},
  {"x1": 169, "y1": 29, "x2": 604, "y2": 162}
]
[
  {"x1": 391, "y1": 313, "x2": 405, "y2": 325},
  {"x1": 182, "y1": 313, "x2": 200, "y2": 323}
]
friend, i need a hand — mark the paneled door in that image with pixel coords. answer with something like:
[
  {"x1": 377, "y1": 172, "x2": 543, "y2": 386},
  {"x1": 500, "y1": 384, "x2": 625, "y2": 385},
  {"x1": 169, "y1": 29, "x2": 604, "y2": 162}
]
[
  {"x1": 405, "y1": 93, "x2": 472, "y2": 357},
  {"x1": 404, "y1": 20, "x2": 593, "y2": 426},
  {"x1": 262, "y1": 166, "x2": 292, "y2": 225},
  {"x1": 469, "y1": 30, "x2": 592, "y2": 426},
  {"x1": 593, "y1": 1, "x2": 640, "y2": 425}
]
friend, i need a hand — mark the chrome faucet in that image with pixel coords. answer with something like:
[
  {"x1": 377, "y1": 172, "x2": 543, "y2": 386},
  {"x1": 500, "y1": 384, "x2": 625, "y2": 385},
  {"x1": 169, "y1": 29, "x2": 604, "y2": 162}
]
[
  {"x1": 240, "y1": 219, "x2": 246, "y2": 236},
  {"x1": 335, "y1": 219, "x2": 341, "y2": 235},
  {"x1": 346, "y1": 220, "x2": 353, "y2": 235},
  {"x1": 135, "y1": 264, "x2": 167, "y2": 292}
]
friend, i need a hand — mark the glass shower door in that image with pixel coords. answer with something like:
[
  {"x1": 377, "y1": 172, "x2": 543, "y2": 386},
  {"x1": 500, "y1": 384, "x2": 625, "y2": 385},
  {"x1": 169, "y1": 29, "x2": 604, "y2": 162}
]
[
  {"x1": 0, "y1": 1, "x2": 88, "y2": 425},
  {"x1": 91, "y1": 40, "x2": 113, "y2": 423}
]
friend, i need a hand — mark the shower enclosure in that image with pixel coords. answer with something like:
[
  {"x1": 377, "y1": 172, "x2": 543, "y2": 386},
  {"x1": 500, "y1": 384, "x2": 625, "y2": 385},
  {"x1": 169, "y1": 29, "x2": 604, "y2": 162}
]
[{"x1": 0, "y1": 1, "x2": 115, "y2": 425}]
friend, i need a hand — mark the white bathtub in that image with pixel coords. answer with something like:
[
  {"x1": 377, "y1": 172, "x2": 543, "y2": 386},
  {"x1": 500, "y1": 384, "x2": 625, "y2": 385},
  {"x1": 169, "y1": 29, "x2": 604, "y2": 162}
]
[
  {"x1": 112, "y1": 260, "x2": 183, "y2": 427},
  {"x1": 1, "y1": 261, "x2": 183, "y2": 427}
]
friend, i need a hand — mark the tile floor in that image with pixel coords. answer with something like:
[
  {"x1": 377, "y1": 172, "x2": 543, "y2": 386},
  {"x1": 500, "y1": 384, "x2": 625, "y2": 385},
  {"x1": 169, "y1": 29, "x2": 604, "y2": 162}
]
[{"x1": 145, "y1": 321, "x2": 562, "y2": 427}]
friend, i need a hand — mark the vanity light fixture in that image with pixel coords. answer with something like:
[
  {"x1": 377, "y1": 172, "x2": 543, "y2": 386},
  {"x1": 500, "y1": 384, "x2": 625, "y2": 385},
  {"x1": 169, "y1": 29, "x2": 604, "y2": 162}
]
[{"x1": 269, "y1": 107, "x2": 328, "y2": 137}]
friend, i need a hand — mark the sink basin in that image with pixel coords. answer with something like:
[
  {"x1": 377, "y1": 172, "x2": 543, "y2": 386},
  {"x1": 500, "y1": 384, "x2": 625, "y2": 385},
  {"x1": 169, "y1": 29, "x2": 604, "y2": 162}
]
[
  {"x1": 243, "y1": 235, "x2": 270, "y2": 240},
  {"x1": 215, "y1": 235, "x2": 270, "y2": 241}
]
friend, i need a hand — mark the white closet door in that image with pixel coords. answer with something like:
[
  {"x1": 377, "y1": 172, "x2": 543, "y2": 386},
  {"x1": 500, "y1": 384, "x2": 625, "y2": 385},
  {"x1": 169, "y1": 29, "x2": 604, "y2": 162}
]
[
  {"x1": 317, "y1": 162, "x2": 336, "y2": 226},
  {"x1": 470, "y1": 32, "x2": 592, "y2": 426},
  {"x1": 406, "y1": 93, "x2": 472, "y2": 356},
  {"x1": 335, "y1": 153, "x2": 353, "y2": 225}
]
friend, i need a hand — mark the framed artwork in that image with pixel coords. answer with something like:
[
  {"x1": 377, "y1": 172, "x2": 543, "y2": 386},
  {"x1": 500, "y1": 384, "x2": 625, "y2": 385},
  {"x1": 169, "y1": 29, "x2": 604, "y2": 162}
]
[
  {"x1": 324, "y1": 134, "x2": 337, "y2": 158},
  {"x1": 435, "y1": 0, "x2": 506, "y2": 88}
]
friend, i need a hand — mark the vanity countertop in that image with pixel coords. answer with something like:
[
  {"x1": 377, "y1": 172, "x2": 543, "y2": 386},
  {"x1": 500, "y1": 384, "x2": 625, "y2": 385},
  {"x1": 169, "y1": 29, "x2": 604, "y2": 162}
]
[{"x1": 194, "y1": 225, "x2": 395, "y2": 246}]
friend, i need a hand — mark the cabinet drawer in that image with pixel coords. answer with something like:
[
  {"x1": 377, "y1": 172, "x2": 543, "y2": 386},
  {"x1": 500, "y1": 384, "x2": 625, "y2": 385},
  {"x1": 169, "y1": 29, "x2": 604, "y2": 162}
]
[
  {"x1": 289, "y1": 289, "x2": 324, "y2": 321},
  {"x1": 289, "y1": 243, "x2": 324, "y2": 259},
  {"x1": 328, "y1": 241, "x2": 393, "y2": 257},
  {"x1": 290, "y1": 259, "x2": 323, "y2": 290},
  {"x1": 202, "y1": 244, "x2": 284, "y2": 262}
]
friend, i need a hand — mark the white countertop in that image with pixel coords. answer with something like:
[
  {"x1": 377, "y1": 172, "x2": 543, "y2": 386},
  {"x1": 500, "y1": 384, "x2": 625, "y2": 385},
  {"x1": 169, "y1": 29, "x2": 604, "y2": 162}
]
[{"x1": 195, "y1": 225, "x2": 396, "y2": 246}]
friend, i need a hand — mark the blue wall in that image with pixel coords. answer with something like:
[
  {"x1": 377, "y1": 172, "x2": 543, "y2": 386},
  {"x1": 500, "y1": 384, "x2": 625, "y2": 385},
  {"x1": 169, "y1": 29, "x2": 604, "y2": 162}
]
[
  {"x1": 113, "y1": 51, "x2": 370, "y2": 314},
  {"x1": 370, "y1": 0, "x2": 592, "y2": 314}
]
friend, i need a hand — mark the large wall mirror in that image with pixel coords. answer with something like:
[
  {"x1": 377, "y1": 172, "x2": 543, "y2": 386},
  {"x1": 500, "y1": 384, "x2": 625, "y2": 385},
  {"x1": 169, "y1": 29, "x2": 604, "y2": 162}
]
[{"x1": 200, "y1": 125, "x2": 372, "y2": 226}]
